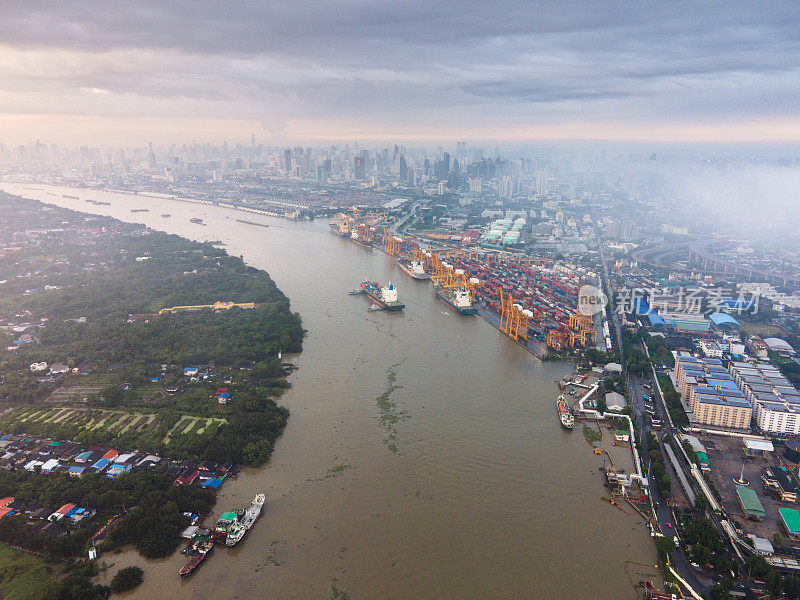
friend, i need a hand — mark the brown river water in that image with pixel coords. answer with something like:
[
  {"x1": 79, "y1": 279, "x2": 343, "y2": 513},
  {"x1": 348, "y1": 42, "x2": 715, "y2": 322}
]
[{"x1": 1, "y1": 183, "x2": 657, "y2": 599}]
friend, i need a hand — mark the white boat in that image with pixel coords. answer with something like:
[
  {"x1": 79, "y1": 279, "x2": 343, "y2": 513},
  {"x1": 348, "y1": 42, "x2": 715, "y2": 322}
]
[{"x1": 225, "y1": 493, "x2": 265, "y2": 546}]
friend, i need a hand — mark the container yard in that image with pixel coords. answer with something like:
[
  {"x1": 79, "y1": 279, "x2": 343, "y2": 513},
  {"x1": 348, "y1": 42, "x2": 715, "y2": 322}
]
[{"x1": 329, "y1": 213, "x2": 602, "y2": 354}]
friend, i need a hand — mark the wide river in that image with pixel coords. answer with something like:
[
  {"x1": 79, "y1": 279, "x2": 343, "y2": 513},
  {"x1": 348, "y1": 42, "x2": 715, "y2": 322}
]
[{"x1": 1, "y1": 183, "x2": 657, "y2": 599}]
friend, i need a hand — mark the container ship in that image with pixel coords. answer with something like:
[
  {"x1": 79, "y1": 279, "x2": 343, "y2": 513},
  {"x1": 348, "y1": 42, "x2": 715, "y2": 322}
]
[
  {"x1": 179, "y1": 536, "x2": 214, "y2": 577},
  {"x1": 557, "y1": 394, "x2": 574, "y2": 430},
  {"x1": 397, "y1": 258, "x2": 430, "y2": 280},
  {"x1": 350, "y1": 230, "x2": 373, "y2": 249},
  {"x1": 361, "y1": 281, "x2": 405, "y2": 310},
  {"x1": 435, "y1": 286, "x2": 477, "y2": 315},
  {"x1": 226, "y1": 493, "x2": 265, "y2": 546},
  {"x1": 329, "y1": 221, "x2": 351, "y2": 237}
]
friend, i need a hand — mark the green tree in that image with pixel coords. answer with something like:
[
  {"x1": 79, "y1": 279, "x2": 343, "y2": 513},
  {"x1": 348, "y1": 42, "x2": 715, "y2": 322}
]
[{"x1": 110, "y1": 566, "x2": 144, "y2": 593}]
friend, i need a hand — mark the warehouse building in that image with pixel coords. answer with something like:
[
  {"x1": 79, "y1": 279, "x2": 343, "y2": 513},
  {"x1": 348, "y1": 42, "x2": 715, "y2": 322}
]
[
  {"x1": 737, "y1": 485, "x2": 767, "y2": 521},
  {"x1": 780, "y1": 507, "x2": 800, "y2": 539},
  {"x1": 709, "y1": 312, "x2": 741, "y2": 334}
]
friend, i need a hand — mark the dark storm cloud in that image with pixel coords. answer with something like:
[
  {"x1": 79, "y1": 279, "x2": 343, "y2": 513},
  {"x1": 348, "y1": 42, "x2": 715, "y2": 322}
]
[{"x1": 0, "y1": 1, "x2": 798, "y2": 140}]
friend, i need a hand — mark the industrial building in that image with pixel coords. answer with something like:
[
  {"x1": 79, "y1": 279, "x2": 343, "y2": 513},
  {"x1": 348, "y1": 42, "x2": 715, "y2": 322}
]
[
  {"x1": 737, "y1": 484, "x2": 767, "y2": 521},
  {"x1": 729, "y1": 362, "x2": 800, "y2": 435},
  {"x1": 763, "y1": 466, "x2": 799, "y2": 503},
  {"x1": 709, "y1": 312, "x2": 741, "y2": 333},
  {"x1": 780, "y1": 507, "x2": 800, "y2": 539}
]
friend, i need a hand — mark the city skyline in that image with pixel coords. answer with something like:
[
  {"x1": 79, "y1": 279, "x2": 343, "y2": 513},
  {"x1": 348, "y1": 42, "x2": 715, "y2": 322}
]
[{"x1": 1, "y1": 2, "x2": 799, "y2": 145}]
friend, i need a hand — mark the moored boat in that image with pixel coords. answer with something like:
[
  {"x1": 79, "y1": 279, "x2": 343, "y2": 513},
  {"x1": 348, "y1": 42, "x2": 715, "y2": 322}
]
[
  {"x1": 226, "y1": 493, "x2": 265, "y2": 546},
  {"x1": 557, "y1": 394, "x2": 574, "y2": 429},
  {"x1": 179, "y1": 538, "x2": 214, "y2": 577},
  {"x1": 397, "y1": 258, "x2": 430, "y2": 280},
  {"x1": 361, "y1": 281, "x2": 404, "y2": 311},
  {"x1": 435, "y1": 286, "x2": 477, "y2": 315},
  {"x1": 329, "y1": 222, "x2": 350, "y2": 237}
]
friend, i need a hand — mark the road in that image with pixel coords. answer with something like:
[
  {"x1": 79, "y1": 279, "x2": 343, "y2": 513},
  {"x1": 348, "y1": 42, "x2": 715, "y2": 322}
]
[{"x1": 595, "y1": 224, "x2": 712, "y2": 595}]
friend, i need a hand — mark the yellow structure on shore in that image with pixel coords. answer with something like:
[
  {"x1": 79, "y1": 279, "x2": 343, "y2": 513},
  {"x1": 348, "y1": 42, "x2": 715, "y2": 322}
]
[{"x1": 159, "y1": 301, "x2": 256, "y2": 315}]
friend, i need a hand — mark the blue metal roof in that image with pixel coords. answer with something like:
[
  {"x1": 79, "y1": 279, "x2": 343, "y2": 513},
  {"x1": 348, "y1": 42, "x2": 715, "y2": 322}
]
[{"x1": 709, "y1": 312, "x2": 740, "y2": 327}]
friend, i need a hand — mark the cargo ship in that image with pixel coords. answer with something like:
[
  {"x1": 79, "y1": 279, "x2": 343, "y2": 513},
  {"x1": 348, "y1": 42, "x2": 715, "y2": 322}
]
[
  {"x1": 226, "y1": 493, "x2": 265, "y2": 546},
  {"x1": 330, "y1": 221, "x2": 351, "y2": 237},
  {"x1": 190, "y1": 217, "x2": 205, "y2": 225},
  {"x1": 62, "y1": 194, "x2": 79, "y2": 200},
  {"x1": 397, "y1": 258, "x2": 430, "y2": 280},
  {"x1": 161, "y1": 213, "x2": 171, "y2": 218},
  {"x1": 557, "y1": 394, "x2": 574, "y2": 430},
  {"x1": 435, "y1": 287, "x2": 477, "y2": 315},
  {"x1": 235, "y1": 218, "x2": 269, "y2": 227},
  {"x1": 131, "y1": 208, "x2": 149, "y2": 213},
  {"x1": 350, "y1": 230, "x2": 373, "y2": 249},
  {"x1": 361, "y1": 281, "x2": 404, "y2": 310},
  {"x1": 179, "y1": 537, "x2": 214, "y2": 577}
]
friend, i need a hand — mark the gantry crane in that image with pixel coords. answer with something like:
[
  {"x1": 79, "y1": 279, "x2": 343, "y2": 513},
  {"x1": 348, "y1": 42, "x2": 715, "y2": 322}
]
[{"x1": 499, "y1": 289, "x2": 532, "y2": 341}]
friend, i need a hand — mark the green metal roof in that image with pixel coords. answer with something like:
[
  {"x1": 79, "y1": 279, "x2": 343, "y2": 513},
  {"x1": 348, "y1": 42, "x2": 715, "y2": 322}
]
[
  {"x1": 736, "y1": 485, "x2": 766, "y2": 517},
  {"x1": 219, "y1": 511, "x2": 238, "y2": 522},
  {"x1": 780, "y1": 508, "x2": 800, "y2": 534},
  {"x1": 697, "y1": 451, "x2": 709, "y2": 465}
]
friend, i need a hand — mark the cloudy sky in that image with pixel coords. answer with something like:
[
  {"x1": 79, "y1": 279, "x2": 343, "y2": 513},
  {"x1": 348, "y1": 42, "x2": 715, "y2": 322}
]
[{"x1": 1, "y1": 1, "x2": 798, "y2": 145}]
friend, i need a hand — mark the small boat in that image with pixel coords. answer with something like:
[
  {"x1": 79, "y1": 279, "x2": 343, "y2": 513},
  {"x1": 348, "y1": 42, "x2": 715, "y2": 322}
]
[
  {"x1": 161, "y1": 213, "x2": 171, "y2": 218},
  {"x1": 346, "y1": 289, "x2": 364, "y2": 295}
]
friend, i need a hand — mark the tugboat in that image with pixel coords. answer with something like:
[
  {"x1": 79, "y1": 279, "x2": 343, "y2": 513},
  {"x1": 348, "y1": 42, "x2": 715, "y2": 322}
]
[
  {"x1": 361, "y1": 281, "x2": 405, "y2": 311},
  {"x1": 557, "y1": 394, "x2": 574, "y2": 430},
  {"x1": 226, "y1": 494, "x2": 265, "y2": 546}
]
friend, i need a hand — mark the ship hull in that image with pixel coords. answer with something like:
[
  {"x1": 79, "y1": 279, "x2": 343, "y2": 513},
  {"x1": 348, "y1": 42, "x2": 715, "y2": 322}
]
[
  {"x1": 329, "y1": 223, "x2": 349, "y2": 237},
  {"x1": 557, "y1": 396, "x2": 574, "y2": 429},
  {"x1": 435, "y1": 289, "x2": 477, "y2": 314},
  {"x1": 226, "y1": 494, "x2": 265, "y2": 547},
  {"x1": 350, "y1": 237, "x2": 374, "y2": 249},
  {"x1": 362, "y1": 282, "x2": 405, "y2": 310},
  {"x1": 397, "y1": 260, "x2": 430, "y2": 280}
]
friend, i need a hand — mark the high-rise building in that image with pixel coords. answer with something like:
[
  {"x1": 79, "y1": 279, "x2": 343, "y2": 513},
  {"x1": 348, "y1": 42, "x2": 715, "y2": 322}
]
[
  {"x1": 398, "y1": 155, "x2": 408, "y2": 182},
  {"x1": 284, "y1": 149, "x2": 292, "y2": 173},
  {"x1": 354, "y1": 156, "x2": 366, "y2": 180}
]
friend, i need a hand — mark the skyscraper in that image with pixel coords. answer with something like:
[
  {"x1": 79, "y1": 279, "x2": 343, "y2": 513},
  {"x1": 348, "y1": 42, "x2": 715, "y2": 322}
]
[
  {"x1": 354, "y1": 155, "x2": 366, "y2": 179},
  {"x1": 398, "y1": 155, "x2": 408, "y2": 182}
]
